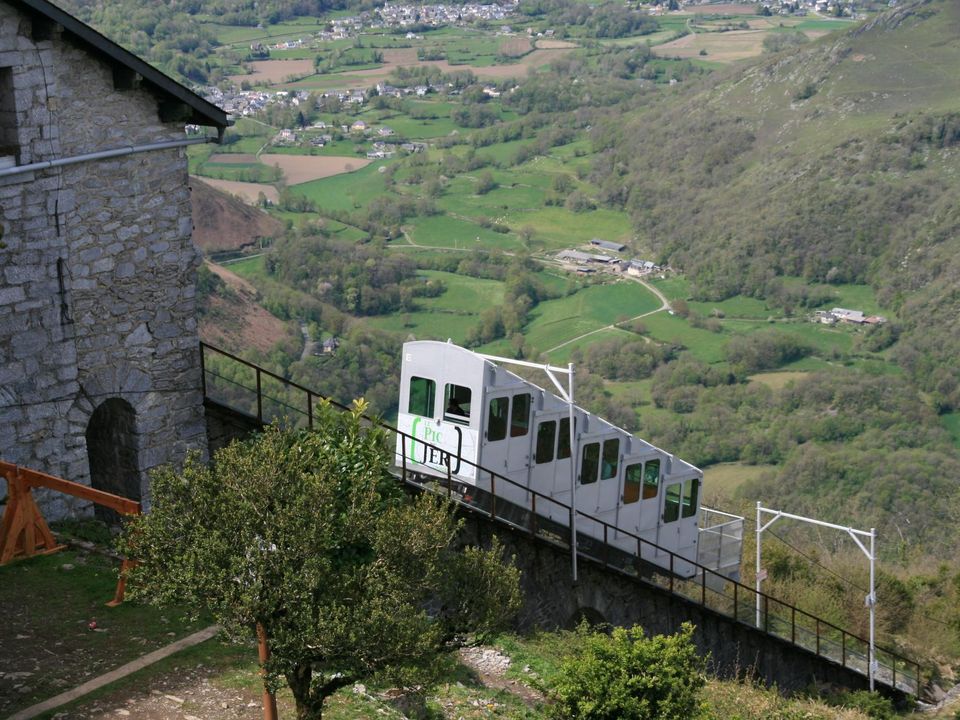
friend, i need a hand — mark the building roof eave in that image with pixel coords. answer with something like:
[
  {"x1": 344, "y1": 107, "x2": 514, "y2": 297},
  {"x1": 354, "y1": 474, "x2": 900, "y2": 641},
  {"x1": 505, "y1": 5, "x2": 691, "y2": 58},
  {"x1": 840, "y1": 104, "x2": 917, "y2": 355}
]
[{"x1": 10, "y1": 0, "x2": 230, "y2": 131}]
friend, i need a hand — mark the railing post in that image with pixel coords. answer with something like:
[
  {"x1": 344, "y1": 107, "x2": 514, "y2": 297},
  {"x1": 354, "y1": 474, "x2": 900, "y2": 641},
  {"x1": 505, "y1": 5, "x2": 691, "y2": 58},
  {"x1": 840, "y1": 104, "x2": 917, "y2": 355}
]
[
  {"x1": 764, "y1": 594, "x2": 769, "y2": 633},
  {"x1": 530, "y1": 494, "x2": 537, "y2": 537},
  {"x1": 307, "y1": 392, "x2": 313, "y2": 430},
  {"x1": 842, "y1": 632, "x2": 846, "y2": 668},
  {"x1": 892, "y1": 658, "x2": 896, "y2": 692},
  {"x1": 490, "y1": 473, "x2": 497, "y2": 519},
  {"x1": 256, "y1": 367, "x2": 262, "y2": 423},
  {"x1": 791, "y1": 606, "x2": 796, "y2": 644},
  {"x1": 733, "y1": 581, "x2": 738, "y2": 622},
  {"x1": 400, "y1": 433, "x2": 407, "y2": 482},
  {"x1": 669, "y1": 554, "x2": 674, "y2": 594},
  {"x1": 446, "y1": 455, "x2": 452, "y2": 499},
  {"x1": 816, "y1": 618, "x2": 820, "y2": 656},
  {"x1": 701, "y1": 569, "x2": 706, "y2": 607},
  {"x1": 603, "y1": 524, "x2": 609, "y2": 567}
]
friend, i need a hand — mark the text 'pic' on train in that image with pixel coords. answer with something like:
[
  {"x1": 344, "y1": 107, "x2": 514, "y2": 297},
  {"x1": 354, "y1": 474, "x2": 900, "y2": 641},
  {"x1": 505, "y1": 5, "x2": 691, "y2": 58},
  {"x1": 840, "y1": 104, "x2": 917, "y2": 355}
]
[{"x1": 394, "y1": 340, "x2": 744, "y2": 583}]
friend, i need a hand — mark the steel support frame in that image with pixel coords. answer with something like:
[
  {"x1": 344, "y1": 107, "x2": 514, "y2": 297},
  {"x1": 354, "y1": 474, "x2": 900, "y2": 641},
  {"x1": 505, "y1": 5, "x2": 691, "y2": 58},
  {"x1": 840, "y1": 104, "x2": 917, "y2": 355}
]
[{"x1": 755, "y1": 502, "x2": 877, "y2": 691}]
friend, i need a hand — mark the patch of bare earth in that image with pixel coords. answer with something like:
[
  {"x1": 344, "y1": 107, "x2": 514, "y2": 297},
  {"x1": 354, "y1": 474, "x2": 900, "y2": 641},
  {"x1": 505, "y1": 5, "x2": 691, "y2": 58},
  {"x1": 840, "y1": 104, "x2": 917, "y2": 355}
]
[
  {"x1": 688, "y1": 3, "x2": 759, "y2": 14},
  {"x1": 200, "y1": 263, "x2": 295, "y2": 355},
  {"x1": 193, "y1": 177, "x2": 279, "y2": 205},
  {"x1": 656, "y1": 29, "x2": 766, "y2": 62},
  {"x1": 190, "y1": 178, "x2": 283, "y2": 254},
  {"x1": 300, "y1": 45, "x2": 575, "y2": 87},
  {"x1": 228, "y1": 59, "x2": 315, "y2": 85},
  {"x1": 534, "y1": 39, "x2": 579, "y2": 49},
  {"x1": 206, "y1": 153, "x2": 259, "y2": 164},
  {"x1": 258, "y1": 154, "x2": 372, "y2": 184},
  {"x1": 48, "y1": 662, "x2": 268, "y2": 720},
  {"x1": 457, "y1": 647, "x2": 544, "y2": 707}
]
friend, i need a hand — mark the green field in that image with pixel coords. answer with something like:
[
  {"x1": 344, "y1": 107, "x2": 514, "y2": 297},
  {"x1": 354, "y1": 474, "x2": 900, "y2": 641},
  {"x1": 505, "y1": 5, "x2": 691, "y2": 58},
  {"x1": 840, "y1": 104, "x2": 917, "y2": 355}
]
[
  {"x1": 639, "y1": 312, "x2": 730, "y2": 364},
  {"x1": 407, "y1": 214, "x2": 524, "y2": 251},
  {"x1": 295, "y1": 161, "x2": 392, "y2": 212},
  {"x1": 527, "y1": 281, "x2": 661, "y2": 354}
]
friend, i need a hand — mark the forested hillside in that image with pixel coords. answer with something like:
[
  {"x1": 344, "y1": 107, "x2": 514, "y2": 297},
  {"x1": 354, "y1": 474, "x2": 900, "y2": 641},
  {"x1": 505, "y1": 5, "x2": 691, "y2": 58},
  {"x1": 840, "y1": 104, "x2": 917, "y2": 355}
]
[{"x1": 592, "y1": 0, "x2": 960, "y2": 412}]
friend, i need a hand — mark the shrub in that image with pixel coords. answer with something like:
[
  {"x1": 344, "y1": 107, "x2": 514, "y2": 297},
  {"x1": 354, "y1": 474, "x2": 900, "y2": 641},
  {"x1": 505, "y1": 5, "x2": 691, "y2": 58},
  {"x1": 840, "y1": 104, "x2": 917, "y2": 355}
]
[
  {"x1": 547, "y1": 622, "x2": 706, "y2": 720},
  {"x1": 826, "y1": 690, "x2": 895, "y2": 720}
]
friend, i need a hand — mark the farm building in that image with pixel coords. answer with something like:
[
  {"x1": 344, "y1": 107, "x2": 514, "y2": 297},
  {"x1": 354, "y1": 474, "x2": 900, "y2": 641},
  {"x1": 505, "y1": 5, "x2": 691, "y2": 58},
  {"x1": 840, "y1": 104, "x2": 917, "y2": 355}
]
[
  {"x1": 0, "y1": 0, "x2": 228, "y2": 517},
  {"x1": 591, "y1": 238, "x2": 626, "y2": 252}
]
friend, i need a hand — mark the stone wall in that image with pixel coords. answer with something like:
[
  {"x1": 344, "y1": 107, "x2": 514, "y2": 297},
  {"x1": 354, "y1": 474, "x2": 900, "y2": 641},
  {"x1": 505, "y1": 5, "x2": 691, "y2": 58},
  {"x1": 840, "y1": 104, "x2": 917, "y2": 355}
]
[
  {"x1": 0, "y1": 3, "x2": 207, "y2": 516},
  {"x1": 460, "y1": 515, "x2": 879, "y2": 698}
]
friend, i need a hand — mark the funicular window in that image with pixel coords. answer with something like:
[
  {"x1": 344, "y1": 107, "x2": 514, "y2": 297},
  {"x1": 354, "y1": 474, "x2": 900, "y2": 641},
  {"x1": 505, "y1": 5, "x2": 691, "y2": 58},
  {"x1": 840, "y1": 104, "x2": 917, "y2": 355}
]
[
  {"x1": 663, "y1": 483, "x2": 681, "y2": 523},
  {"x1": 487, "y1": 397, "x2": 508, "y2": 441},
  {"x1": 681, "y1": 478, "x2": 699, "y2": 519},
  {"x1": 623, "y1": 463, "x2": 642, "y2": 504},
  {"x1": 601, "y1": 439, "x2": 619, "y2": 480},
  {"x1": 557, "y1": 417, "x2": 572, "y2": 459},
  {"x1": 510, "y1": 393, "x2": 531, "y2": 437},
  {"x1": 408, "y1": 377, "x2": 436, "y2": 418},
  {"x1": 535, "y1": 421, "x2": 556, "y2": 464},
  {"x1": 643, "y1": 459, "x2": 660, "y2": 500},
  {"x1": 580, "y1": 442, "x2": 599, "y2": 485},
  {"x1": 443, "y1": 383, "x2": 472, "y2": 423}
]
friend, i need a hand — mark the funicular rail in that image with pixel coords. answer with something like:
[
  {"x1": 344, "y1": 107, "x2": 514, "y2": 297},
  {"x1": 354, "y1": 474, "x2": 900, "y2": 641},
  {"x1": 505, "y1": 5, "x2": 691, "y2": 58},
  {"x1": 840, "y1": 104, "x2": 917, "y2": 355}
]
[{"x1": 199, "y1": 342, "x2": 923, "y2": 696}]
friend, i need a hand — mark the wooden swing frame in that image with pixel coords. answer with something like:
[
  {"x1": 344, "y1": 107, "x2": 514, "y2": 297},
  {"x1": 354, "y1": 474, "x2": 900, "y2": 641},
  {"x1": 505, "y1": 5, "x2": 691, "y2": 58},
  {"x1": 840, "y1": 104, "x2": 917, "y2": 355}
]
[{"x1": 0, "y1": 460, "x2": 141, "y2": 606}]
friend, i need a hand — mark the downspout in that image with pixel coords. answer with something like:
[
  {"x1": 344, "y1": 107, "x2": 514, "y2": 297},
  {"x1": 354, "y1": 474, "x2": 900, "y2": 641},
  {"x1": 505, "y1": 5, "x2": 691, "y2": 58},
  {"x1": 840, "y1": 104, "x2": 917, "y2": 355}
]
[{"x1": 0, "y1": 136, "x2": 218, "y2": 179}]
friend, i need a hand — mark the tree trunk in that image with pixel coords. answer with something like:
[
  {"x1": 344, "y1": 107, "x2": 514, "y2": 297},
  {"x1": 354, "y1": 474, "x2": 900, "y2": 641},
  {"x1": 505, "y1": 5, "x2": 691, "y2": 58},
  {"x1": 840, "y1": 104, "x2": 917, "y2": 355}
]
[{"x1": 287, "y1": 664, "x2": 325, "y2": 720}]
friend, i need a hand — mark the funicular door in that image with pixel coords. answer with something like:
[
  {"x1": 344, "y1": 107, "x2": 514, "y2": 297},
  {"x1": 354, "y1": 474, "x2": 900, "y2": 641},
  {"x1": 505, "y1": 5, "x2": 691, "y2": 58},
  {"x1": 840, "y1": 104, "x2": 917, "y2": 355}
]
[
  {"x1": 574, "y1": 431, "x2": 616, "y2": 556},
  {"x1": 656, "y1": 473, "x2": 700, "y2": 577},
  {"x1": 530, "y1": 412, "x2": 576, "y2": 527},
  {"x1": 480, "y1": 390, "x2": 534, "y2": 508},
  {"x1": 617, "y1": 454, "x2": 662, "y2": 562}
]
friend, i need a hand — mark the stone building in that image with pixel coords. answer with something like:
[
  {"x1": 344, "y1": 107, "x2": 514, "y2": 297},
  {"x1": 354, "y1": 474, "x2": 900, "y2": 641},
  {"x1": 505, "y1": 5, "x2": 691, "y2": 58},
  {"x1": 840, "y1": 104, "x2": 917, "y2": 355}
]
[{"x1": 0, "y1": 0, "x2": 228, "y2": 517}]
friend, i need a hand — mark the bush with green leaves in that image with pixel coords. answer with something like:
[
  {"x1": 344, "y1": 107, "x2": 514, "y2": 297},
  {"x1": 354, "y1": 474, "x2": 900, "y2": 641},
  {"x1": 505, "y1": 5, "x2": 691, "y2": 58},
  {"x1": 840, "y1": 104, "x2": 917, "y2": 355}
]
[
  {"x1": 546, "y1": 622, "x2": 706, "y2": 720},
  {"x1": 121, "y1": 405, "x2": 522, "y2": 720},
  {"x1": 826, "y1": 690, "x2": 896, "y2": 720}
]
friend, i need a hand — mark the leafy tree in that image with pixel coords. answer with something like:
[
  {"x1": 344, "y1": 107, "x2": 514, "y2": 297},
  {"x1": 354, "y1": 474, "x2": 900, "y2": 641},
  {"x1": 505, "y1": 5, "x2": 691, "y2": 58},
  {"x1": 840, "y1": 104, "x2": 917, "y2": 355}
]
[
  {"x1": 121, "y1": 411, "x2": 522, "y2": 720},
  {"x1": 547, "y1": 622, "x2": 706, "y2": 720}
]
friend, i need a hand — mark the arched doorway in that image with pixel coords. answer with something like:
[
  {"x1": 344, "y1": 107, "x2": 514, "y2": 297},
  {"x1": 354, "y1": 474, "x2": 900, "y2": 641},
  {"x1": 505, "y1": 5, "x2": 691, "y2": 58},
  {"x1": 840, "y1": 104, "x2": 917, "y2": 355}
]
[{"x1": 85, "y1": 398, "x2": 140, "y2": 523}]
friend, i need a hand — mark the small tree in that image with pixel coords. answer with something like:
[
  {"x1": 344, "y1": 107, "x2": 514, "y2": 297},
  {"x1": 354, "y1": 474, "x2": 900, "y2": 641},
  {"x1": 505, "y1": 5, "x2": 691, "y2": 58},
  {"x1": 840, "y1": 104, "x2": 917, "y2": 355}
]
[
  {"x1": 122, "y1": 403, "x2": 522, "y2": 719},
  {"x1": 547, "y1": 623, "x2": 706, "y2": 720}
]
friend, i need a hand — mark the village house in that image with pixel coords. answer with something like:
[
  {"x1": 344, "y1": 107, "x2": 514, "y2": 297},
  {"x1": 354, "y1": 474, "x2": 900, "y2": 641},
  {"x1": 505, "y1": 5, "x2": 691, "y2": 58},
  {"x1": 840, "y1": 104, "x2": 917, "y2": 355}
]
[{"x1": 0, "y1": 0, "x2": 228, "y2": 516}]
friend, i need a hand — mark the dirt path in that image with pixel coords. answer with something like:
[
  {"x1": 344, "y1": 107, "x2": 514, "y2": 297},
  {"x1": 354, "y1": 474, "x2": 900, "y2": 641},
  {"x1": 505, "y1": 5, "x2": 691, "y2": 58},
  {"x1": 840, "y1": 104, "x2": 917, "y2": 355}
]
[
  {"x1": 9, "y1": 628, "x2": 220, "y2": 720},
  {"x1": 543, "y1": 276, "x2": 669, "y2": 355}
]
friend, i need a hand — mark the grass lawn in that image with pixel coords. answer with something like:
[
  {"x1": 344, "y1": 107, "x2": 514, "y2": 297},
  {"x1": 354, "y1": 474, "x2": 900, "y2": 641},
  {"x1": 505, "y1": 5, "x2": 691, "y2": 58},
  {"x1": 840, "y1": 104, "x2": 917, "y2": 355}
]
[
  {"x1": 525, "y1": 281, "x2": 661, "y2": 353},
  {"x1": 223, "y1": 254, "x2": 268, "y2": 281},
  {"x1": 649, "y1": 276, "x2": 691, "y2": 301},
  {"x1": 417, "y1": 270, "x2": 505, "y2": 312},
  {"x1": 824, "y1": 283, "x2": 888, "y2": 316},
  {"x1": 294, "y1": 161, "x2": 392, "y2": 212},
  {"x1": 501, "y1": 206, "x2": 634, "y2": 249},
  {"x1": 688, "y1": 295, "x2": 780, "y2": 320},
  {"x1": 408, "y1": 214, "x2": 524, "y2": 251},
  {"x1": 747, "y1": 370, "x2": 809, "y2": 391},
  {"x1": 702, "y1": 462, "x2": 776, "y2": 502},
  {"x1": 0, "y1": 549, "x2": 211, "y2": 718},
  {"x1": 639, "y1": 312, "x2": 730, "y2": 364}
]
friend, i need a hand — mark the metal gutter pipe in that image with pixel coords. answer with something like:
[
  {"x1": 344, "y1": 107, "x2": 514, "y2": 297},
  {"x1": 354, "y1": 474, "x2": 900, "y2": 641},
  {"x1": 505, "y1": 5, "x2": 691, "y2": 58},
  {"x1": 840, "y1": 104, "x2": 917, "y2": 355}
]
[{"x1": 0, "y1": 136, "x2": 217, "y2": 179}]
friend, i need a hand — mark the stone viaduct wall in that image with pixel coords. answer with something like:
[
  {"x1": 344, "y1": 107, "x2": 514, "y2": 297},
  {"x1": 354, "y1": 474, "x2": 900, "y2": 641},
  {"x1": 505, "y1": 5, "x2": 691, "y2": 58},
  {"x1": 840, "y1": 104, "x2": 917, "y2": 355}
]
[
  {"x1": 0, "y1": 2, "x2": 207, "y2": 515},
  {"x1": 460, "y1": 515, "x2": 874, "y2": 696}
]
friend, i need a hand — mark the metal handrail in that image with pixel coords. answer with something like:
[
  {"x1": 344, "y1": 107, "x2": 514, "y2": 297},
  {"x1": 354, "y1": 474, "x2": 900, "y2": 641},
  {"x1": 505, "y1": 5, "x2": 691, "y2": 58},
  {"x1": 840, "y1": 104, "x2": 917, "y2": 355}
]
[{"x1": 199, "y1": 342, "x2": 923, "y2": 695}]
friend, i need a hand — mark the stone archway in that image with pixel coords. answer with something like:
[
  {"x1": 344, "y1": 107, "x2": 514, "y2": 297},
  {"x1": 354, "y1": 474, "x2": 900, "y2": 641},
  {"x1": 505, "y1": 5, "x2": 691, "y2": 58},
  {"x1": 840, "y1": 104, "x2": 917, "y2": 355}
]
[{"x1": 85, "y1": 398, "x2": 140, "y2": 523}]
